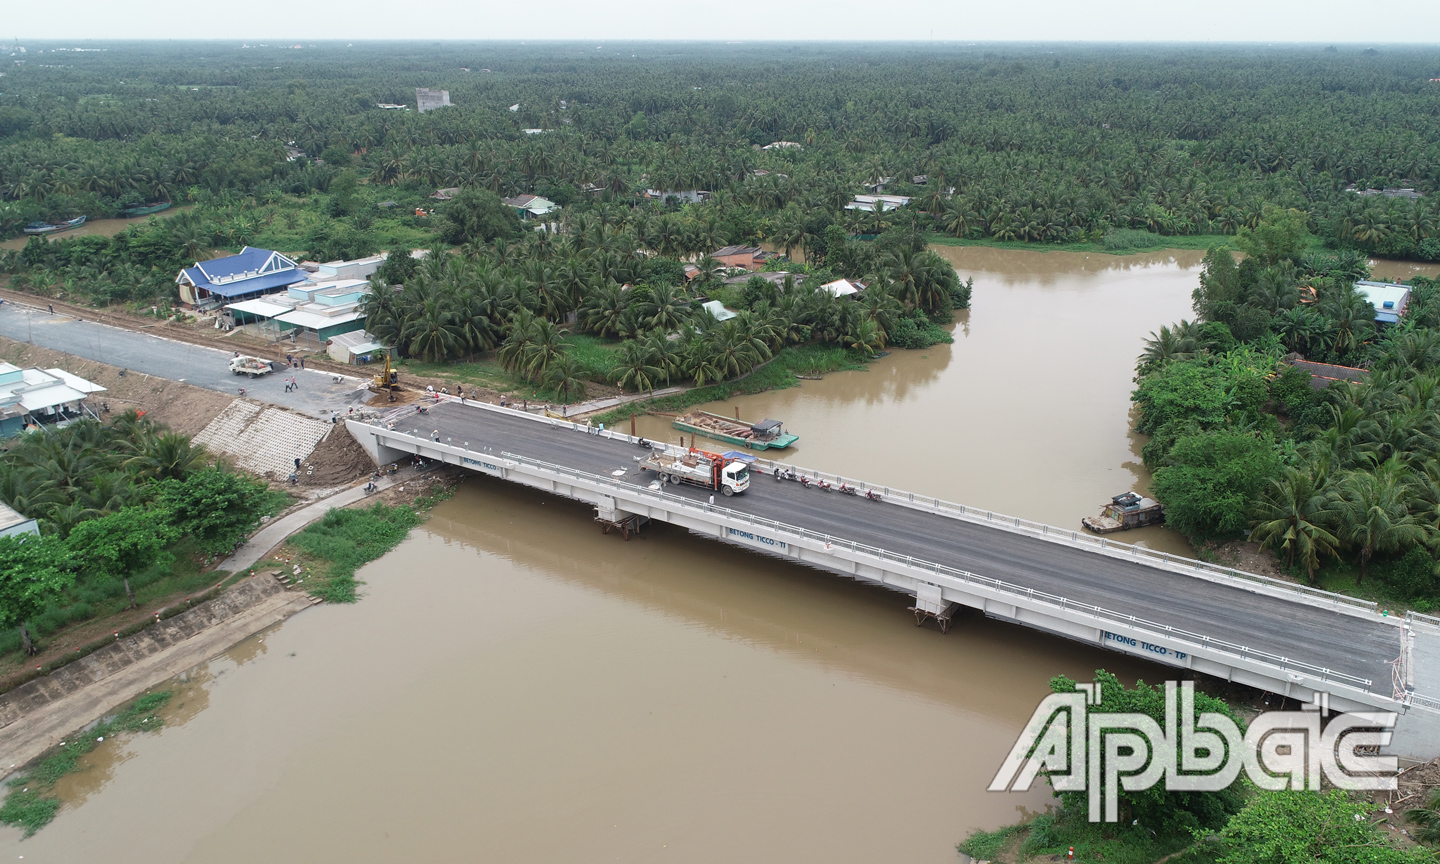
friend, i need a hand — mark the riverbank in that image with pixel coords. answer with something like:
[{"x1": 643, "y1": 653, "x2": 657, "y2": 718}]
[
  {"x1": 927, "y1": 232, "x2": 1233, "y2": 256},
  {"x1": 592, "y1": 343, "x2": 868, "y2": 426}
]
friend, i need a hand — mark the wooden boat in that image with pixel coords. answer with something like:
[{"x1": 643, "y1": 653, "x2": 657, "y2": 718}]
[
  {"x1": 23, "y1": 215, "x2": 87, "y2": 236},
  {"x1": 672, "y1": 411, "x2": 798, "y2": 450},
  {"x1": 120, "y1": 201, "x2": 171, "y2": 218},
  {"x1": 1082, "y1": 492, "x2": 1165, "y2": 534}
]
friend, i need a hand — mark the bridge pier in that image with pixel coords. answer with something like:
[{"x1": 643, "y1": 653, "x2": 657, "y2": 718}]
[{"x1": 341, "y1": 415, "x2": 1440, "y2": 761}]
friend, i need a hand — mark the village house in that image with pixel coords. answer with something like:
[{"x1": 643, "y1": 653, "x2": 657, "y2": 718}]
[
  {"x1": 710, "y1": 245, "x2": 777, "y2": 272},
  {"x1": 819, "y1": 278, "x2": 866, "y2": 298},
  {"x1": 1282, "y1": 354, "x2": 1370, "y2": 391},
  {"x1": 846, "y1": 194, "x2": 912, "y2": 212},
  {"x1": 644, "y1": 189, "x2": 709, "y2": 205},
  {"x1": 1355, "y1": 280, "x2": 1411, "y2": 324},
  {"x1": 0, "y1": 362, "x2": 106, "y2": 438},
  {"x1": 176, "y1": 247, "x2": 306, "y2": 308},
  {"x1": 502, "y1": 194, "x2": 560, "y2": 220}
]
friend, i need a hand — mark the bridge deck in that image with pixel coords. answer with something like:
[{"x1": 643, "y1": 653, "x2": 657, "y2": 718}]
[{"x1": 401, "y1": 401, "x2": 1399, "y2": 687}]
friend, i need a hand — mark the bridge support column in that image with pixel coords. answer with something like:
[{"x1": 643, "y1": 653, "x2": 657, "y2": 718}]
[
  {"x1": 908, "y1": 582, "x2": 957, "y2": 633},
  {"x1": 595, "y1": 496, "x2": 648, "y2": 541}
]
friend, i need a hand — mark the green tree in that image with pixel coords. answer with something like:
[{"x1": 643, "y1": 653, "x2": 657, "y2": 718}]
[
  {"x1": 1406, "y1": 787, "x2": 1440, "y2": 845},
  {"x1": 1250, "y1": 468, "x2": 1339, "y2": 581},
  {"x1": 613, "y1": 340, "x2": 662, "y2": 394},
  {"x1": 1151, "y1": 430, "x2": 1281, "y2": 539},
  {"x1": 157, "y1": 467, "x2": 269, "y2": 555},
  {"x1": 1048, "y1": 671, "x2": 1245, "y2": 834},
  {"x1": 1326, "y1": 467, "x2": 1430, "y2": 584},
  {"x1": 1234, "y1": 205, "x2": 1311, "y2": 267},
  {"x1": 438, "y1": 190, "x2": 522, "y2": 246},
  {"x1": 0, "y1": 534, "x2": 75, "y2": 656},
  {"x1": 65, "y1": 506, "x2": 181, "y2": 609}
]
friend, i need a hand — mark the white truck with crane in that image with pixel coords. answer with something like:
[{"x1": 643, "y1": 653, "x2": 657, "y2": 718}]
[{"x1": 640, "y1": 446, "x2": 750, "y2": 496}]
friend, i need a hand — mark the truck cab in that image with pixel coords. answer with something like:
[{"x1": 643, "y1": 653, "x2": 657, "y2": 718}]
[{"x1": 721, "y1": 460, "x2": 750, "y2": 496}]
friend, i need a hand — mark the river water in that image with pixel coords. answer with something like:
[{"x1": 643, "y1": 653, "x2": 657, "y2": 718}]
[
  {"x1": 3, "y1": 247, "x2": 1209, "y2": 860},
  {"x1": 0, "y1": 208, "x2": 185, "y2": 251},
  {"x1": 636, "y1": 245, "x2": 1201, "y2": 555}
]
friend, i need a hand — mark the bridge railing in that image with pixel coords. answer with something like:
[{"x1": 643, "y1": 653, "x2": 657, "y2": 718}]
[
  {"x1": 734, "y1": 452, "x2": 1378, "y2": 614},
  {"x1": 1407, "y1": 609, "x2": 1440, "y2": 631},
  {"x1": 377, "y1": 405, "x2": 1378, "y2": 613},
  {"x1": 496, "y1": 448, "x2": 1376, "y2": 694}
]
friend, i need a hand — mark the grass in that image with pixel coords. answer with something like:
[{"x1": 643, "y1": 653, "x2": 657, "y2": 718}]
[
  {"x1": 0, "y1": 487, "x2": 293, "y2": 673},
  {"x1": 279, "y1": 503, "x2": 422, "y2": 603},
  {"x1": 592, "y1": 343, "x2": 867, "y2": 426},
  {"x1": 927, "y1": 232, "x2": 1235, "y2": 256},
  {"x1": 0, "y1": 690, "x2": 172, "y2": 837},
  {"x1": 959, "y1": 812, "x2": 1214, "y2": 864},
  {"x1": 0, "y1": 537, "x2": 241, "y2": 671}
]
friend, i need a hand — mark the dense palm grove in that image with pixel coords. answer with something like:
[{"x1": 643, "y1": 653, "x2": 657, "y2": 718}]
[
  {"x1": 0, "y1": 42, "x2": 1437, "y2": 595},
  {"x1": 0, "y1": 414, "x2": 275, "y2": 655},
  {"x1": 1132, "y1": 211, "x2": 1440, "y2": 604}
]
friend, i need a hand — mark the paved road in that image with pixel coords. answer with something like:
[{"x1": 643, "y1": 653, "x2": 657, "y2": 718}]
[
  {"x1": 0, "y1": 304, "x2": 372, "y2": 420},
  {"x1": 411, "y1": 400, "x2": 1400, "y2": 687}
]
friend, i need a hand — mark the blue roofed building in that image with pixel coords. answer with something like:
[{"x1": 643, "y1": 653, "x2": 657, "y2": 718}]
[{"x1": 176, "y1": 247, "x2": 306, "y2": 308}]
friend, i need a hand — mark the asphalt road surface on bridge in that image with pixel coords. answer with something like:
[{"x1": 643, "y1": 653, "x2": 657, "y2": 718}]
[{"x1": 402, "y1": 399, "x2": 1400, "y2": 688}]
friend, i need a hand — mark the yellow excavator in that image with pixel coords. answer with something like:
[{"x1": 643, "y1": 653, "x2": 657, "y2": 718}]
[{"x1": 368, "y1": 350, "x2": 400, "y2": 401}]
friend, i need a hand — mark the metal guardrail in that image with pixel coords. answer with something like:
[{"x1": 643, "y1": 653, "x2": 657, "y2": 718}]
[
  {"x1": 1407, "y1": 609, "x2": 1440, "y2": 630},
  {"x1": 428, "y1": 404, "x2": 1376, "y2": 614},
  {"x1": 733, "y1": 453, "x2": 1379, "y2": 613},
  {"x1": 483, "y1": 446, "x2": 1376, "y2": 694}
]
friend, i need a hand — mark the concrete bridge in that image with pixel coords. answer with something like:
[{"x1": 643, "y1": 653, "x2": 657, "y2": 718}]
[{"x1": 347, "y1": 397, "x2": 1440, "y2": 759}]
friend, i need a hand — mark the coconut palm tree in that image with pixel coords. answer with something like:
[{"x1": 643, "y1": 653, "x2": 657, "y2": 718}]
[
  {"x1": 1137, "y1": 321, "x2": 1200, "y2": 376},
  {"x1": 613, "y1": 340, "x2": 663, "y2": 394},
  {"x1": 1250, "y1": 468, "x2": 1339, "y2": 582},
  {"x1": 1325, "y1": 465, "x2": 1431, "y2": 584},
  {"x1": 125, "y1": 432, "x2": 204, "y2": 483},
  {"x1": 544, "y1": 353, "x2": 586, "y2": 404}
]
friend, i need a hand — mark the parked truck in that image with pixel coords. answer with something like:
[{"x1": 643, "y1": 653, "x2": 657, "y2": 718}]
[
  {"x1": 229, "y1": 356, "x2": 276, "y2": 378},
  {"x1": 640, "y1": 447, "x2": 750, "y2": 496}
]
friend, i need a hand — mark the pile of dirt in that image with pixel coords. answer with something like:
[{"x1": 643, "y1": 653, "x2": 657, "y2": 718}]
[
  {"x1": 1199, "y1": 540, "x2": 1289, "y2": 581},
  {"x1": 297, "y1": 425, "x2": 376, "y2": 487},
  {"x1": 0, "y1": 335, "x2": 234, "y2": 437}
]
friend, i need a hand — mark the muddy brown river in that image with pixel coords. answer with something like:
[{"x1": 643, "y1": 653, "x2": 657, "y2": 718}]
[{"x1": 3, "y1": 247, "x2": 1226, "y2": 860}]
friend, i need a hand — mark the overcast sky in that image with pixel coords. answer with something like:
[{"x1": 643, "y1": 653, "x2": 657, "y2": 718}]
[{"x1": 6, "y1": 0, "x2": 1440, "y2": 43}]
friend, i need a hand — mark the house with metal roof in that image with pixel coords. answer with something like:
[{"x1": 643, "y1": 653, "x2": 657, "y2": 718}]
[
  {"x1": 224, "y1": 279, "x2": 372, "y2": 348},
  {"x1": 0, "y1": 362, "x2": 106, "y2": 437},
  {"x1": 845, "y1": 194, "x2": 912, "y2": 212},
  {"x1": 699, "y1": 300, "x2": 737, "y2": 322},
  {"x1": 1355, "y1": 280, "x2": 1411, "y2": 324},
  {"x1": 0, "y1": 502, "x2": 39, "y2": 539},
  {"x1": 501, "y1": 194, "x2": 560, "y2": 220},
  {"x1": 1282, "y1": 354, "x2": 1370, "y2": 391},
  {"x1": 710, "y1": 245, "x2": 779, "y2": 272},
  {"x1": 176, "y1": 247, "x2": 305, "y2": 307},
  {"x1": 820, "y1": 278, "x2": 865, "y2": 298}
]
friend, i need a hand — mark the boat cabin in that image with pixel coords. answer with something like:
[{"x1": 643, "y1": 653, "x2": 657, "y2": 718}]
[{"x1": 1081, "y1": 491, "x2": 1165, "y2": 534}]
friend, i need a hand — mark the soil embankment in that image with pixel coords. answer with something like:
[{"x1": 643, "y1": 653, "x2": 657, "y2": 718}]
[{"x1": 0, "y1": 574, "x2": 315, "y2": 780}]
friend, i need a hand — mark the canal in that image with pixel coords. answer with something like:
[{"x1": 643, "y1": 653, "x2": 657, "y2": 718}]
[{"x1": 0, "y1": 247, "x2": 1221, "y2": 861}]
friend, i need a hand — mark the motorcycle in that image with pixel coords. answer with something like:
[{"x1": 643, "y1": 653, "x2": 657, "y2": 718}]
[
  {"x1": 364, "y1": 481, "x2": 378, "y2": 494},
  {"x1": 838, "y1": 483, "x2": 857, "y2": 496},
  {"x1": 798, "y1": 476, "x2": 811, "y2": 489},
  {"x1": 865, "y1": 490, "x2": 883, "y2": 502},
  {"x1": 816, "y1": 479, "x2": 832, "y2": 492},
  {"x1": 637, "y1": 438, "x2": 656, "y2": 450}
]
